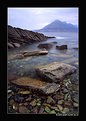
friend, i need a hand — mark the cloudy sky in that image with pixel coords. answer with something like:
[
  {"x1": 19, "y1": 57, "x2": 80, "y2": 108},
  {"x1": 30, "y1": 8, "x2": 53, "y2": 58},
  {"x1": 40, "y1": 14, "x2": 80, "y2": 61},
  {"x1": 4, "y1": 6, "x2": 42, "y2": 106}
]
[{"x1": 8, "y1": 7, "x2": 78, "y2": 30}]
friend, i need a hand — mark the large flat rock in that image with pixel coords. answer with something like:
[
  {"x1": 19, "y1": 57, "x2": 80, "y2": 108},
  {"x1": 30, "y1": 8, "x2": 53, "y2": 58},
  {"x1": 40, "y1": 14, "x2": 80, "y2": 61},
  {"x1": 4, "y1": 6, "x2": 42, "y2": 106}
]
[
  {"x1": 35, "y1": 62, "x2": 76, "y2": 83},
  {"x1": 11, "y1": 77, "x2": 60, "y2": 95}
]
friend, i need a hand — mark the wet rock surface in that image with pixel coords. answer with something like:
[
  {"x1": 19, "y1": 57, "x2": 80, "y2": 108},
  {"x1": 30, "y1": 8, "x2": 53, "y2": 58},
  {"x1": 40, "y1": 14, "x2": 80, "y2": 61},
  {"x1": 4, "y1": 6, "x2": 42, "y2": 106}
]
[
  {"x1": 8, "y1": 68, "x2": 79, "y2": 115},
  {"x1": 35, "y1": 62, "x2": 76, "y2": 83},
  {"x1": 10, "y1": 77, "x2": 60, "y2": 95}
]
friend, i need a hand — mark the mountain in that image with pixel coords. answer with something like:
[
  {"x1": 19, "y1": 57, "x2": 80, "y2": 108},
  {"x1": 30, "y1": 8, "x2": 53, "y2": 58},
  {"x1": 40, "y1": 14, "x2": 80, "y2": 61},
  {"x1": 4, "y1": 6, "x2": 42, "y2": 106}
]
[{"x1": 37, "y1": 20, "x2": 78, "y2": 32}]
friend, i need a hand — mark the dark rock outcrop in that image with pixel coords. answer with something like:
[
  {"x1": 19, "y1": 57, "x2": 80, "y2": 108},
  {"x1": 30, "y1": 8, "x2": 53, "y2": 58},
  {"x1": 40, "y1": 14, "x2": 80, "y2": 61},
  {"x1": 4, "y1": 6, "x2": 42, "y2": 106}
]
[
  {"x1": 8, "y1": 25, "x2": 53, "y2": 49},
  {"x1": 56, "y1": 45, "x2": 68, "y2": 50}
]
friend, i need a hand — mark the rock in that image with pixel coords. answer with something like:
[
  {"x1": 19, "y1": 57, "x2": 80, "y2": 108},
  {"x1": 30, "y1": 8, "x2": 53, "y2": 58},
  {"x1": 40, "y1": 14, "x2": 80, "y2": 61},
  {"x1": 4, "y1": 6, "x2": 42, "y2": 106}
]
[
  {"x1": 11, "y1": 77, "x2": 60, "y2": 95},
  {"x1": 30, "y1": 99, "x2": 37, "y2": 107},
  {"x1": 13, "y1": 54, "x2": 24, "y2": 59},
  {"x1": 35, "y1": 62, "x2": 76, "y2": 83},
  {"x1": 45, "y1": 106, "x2": 51, "y2": 113},
  {"x1": 62, "y1": 108, "x2": 69, "y2": 113},
  {"x1": 56, "y1": 45, "x2": 67, "y2": 50},
  {"x1": 19, "y1": 106, "x2": 29, "y2": 113},
  {"x1": 12, "y1": 102, "x2": 19, "y2": 111},
  {"x1": 8, "y1": 42, "x2": 14, "y2": 49},
  {"x1": 8, "y1": 74, "x2": 19, "y2": 81},
  {"x1": 14, "y1": 95, "x2": 25, "y2": 103},
  {"x1": 9, "y1": 99, "x2": 15, "y2": 106},
  {"x1": 50, "y1": 106, "x2": 57, "y2": 110},
  {"x1": 64, "y1": 101, "x2": 72, "y2": 107},
  {"x1": 22, "y1": 50, "x2": 48, "y2": 57},
  {"x1": 73, "y1": 47, "x2": 78, "y2": 50},
  {"x1": 26, "y1": 96, "x2": 32, "y2": 102},
  {"x1": 38, "y1": 107, "x2": 44, "y2": 114},
  {"x1": 47, "y1": 96, "x2": 55, "y2": 104},
  {"x1": 56, "y1": 94, "x2": 64, "y2": 100},
  {"x1": 38, "y1": 43, "x2": 53, "y2": 50},
  {"x1": 43, "y1": 103, "x2": 51, "y2": 108},
  {"x1": 13, "y1": 43, "x2": 21, "y2": 48},
  {"x1": 73, "y1": 102, "x2": 79, "y2": 108},
  {"x1": 63, "y1": 88, "x2": 69, "y2": 93},
  {"x1": 58, "y1": 100, "x2": 64, "y2": 105},
  {"x1": 8, "y1": 25, "x2": 49, "y2": 49},
  {"x1": 49, "y1": 110, "x2": 56, "y2": 114},
  {"x1": 18, "y1": 90, "x2": 31, "y2": 95},
  {"x1": 31, "y1": 107, "x2": 38, "y2": 114},
  {"x1": 57, "y1": 105, "x2": 63, "y2": 111},
  {"x1": 72, "y1": 97, "x2": 79, "y2": 103},
  {"x1": 8, "y1": 90, "x2": 12, "y2": 94}
]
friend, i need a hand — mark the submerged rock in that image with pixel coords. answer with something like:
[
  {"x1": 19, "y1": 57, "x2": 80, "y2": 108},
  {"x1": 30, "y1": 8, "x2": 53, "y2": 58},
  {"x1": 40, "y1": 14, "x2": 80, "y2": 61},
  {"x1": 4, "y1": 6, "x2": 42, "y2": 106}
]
[{"x1": 35, "y1": 62, "x2": 76, "y2": 83}]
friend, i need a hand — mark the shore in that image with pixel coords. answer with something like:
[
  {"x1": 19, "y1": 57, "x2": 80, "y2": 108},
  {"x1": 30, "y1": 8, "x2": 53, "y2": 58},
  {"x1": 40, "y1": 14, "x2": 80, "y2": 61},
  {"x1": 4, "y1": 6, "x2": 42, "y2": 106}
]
[{"x1": 8, "y1": 26, "x2": 79, "y2": 115}]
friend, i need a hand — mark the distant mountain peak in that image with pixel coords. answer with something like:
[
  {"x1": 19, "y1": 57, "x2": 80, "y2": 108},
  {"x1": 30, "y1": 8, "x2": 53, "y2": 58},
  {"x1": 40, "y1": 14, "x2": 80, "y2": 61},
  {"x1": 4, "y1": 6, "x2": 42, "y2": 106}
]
[{"x1": 37, "y1": 19, "x2": 78, "y2": 32}]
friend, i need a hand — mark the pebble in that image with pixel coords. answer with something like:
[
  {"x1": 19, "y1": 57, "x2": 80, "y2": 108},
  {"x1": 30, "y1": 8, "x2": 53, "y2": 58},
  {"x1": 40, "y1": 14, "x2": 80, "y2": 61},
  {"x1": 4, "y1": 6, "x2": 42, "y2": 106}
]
[
  {"x1": 47, "y1": 96, "x2": 55, "y2": 104},
  {"x1": 12, "y1": 102, "x2": 19, "y2": 111},
  {"x1": 72, "y1": 97, "x2": 79, "y2": 103},
  {"x1": 18, "y1": 90, "x2": 31, "y2": 95},
  {"x1": 39, "y1": 107, "x2": 44, "y2": 114},
  {"x1": 26, "y1": 95, "x2": 32, "y2": 101},
  {"x1": 49, "y1": 110, "x2": 56, "y2": 114},
  {"x1": 64, "y1": 101, "x2": 71, "y2": 107},
  {"x1": 57, "y1": 105, "x2": 63, "y2": 111},
  {"x1": 63, "y1": 88, "x2": 68, "y2": 93},
  {"x1": 58, "y1": 100, "x2": 64, "y2": 105},
  {"x1": 9, "y1": 99, "x2": 15, "y2": 106},
  {"x1": 50, "y1": 106, "x2": 57, "y2": 110},
  {"x1": 30, "y1": 99, "x2": 37, "y2": 107},
  {"x1": 45, "y1": 106, "x2": 51, "y2": 113},
  {"x1": 73, "y1": 102, "x2": 79, "y2": 108},
  {"x1": 62, "y1": 108, "x2": 69, "y2": 113},
  {"x1": 8, "y1": 90, "x2": 12, "y2": 93},
  {"x1": 32, "y1": 107, "x2": 38, "y2": 114},
  {"x1": 57, "y1": 94, "x2": 64, "y2": 100},
  {"x1": 19, "y1": 105, "x2": 29, "y2": 113}
]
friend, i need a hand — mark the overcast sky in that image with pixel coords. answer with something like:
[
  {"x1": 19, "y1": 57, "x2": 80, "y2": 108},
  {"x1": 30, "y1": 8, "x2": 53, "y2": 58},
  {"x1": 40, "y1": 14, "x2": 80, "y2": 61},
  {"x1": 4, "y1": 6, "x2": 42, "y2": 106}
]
[{"x1": 8, "y1": 7, "x2": 78, "y2": 30}]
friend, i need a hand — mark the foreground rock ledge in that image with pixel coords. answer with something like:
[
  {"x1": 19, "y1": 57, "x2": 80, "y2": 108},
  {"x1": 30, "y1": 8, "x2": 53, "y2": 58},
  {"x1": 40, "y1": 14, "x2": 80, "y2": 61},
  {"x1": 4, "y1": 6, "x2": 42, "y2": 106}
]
[
  {"x1": 10, "y1": 77, "x2": 60, "y2": 95},
  {"x1": 35, "y1": 62, "x2": 76, "y2": 83}
]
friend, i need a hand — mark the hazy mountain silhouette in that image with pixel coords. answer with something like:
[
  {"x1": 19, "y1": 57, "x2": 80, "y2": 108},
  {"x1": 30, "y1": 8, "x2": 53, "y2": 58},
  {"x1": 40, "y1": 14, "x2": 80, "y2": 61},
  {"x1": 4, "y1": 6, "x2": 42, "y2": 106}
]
[{"x1": 37, "y1": 20, "x2": 78, "y2": 32}]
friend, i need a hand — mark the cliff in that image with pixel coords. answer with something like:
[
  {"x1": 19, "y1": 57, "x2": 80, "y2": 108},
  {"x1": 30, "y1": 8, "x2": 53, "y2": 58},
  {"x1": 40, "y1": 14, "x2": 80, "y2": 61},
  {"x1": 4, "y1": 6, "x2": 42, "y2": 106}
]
[{"x1": 8, "y1": 25, "x2": 50, "y2": 49}]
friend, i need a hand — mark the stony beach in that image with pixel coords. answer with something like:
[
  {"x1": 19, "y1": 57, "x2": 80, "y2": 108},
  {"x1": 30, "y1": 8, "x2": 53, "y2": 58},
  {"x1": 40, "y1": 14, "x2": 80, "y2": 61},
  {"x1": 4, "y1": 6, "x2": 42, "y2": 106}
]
[{"x1": 8, "y1": 26, "x2": 79, "y2": 115}]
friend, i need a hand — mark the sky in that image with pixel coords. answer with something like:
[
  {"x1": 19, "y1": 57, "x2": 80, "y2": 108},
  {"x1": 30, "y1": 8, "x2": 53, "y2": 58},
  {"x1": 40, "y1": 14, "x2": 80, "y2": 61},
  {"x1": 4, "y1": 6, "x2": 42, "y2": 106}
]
[{"x1": 8, "y1": 7, "x2": 79, "y2": 30}]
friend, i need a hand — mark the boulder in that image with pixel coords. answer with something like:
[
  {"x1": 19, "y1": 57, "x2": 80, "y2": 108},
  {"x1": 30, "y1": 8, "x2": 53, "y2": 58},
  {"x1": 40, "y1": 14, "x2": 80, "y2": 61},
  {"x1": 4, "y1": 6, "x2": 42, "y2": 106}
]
[
  {"x1": 10, "y1": 77, "x2": 60, "y2": 95},
  {"x1": 38, "y1": 43, "x2": 53, "y2": 50},
  {"x1": 35, "y1": 62, "x2": 76, "y2": 83},
  {"x1": 56, "y1": 45, "x2": 67, "y2": 50}
]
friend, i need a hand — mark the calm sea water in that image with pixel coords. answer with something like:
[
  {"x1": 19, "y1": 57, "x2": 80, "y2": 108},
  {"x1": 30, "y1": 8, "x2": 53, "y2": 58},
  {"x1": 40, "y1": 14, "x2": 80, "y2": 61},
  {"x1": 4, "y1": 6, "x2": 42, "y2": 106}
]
[{"x1": 8, "y1": 32, "x2": 79, "y2": 77}]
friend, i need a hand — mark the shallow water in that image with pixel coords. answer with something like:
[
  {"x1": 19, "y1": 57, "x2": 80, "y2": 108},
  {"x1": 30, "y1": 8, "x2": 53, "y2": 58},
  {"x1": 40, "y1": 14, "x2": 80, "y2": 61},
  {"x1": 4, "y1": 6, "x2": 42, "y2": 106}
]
[{"x1": 8, "y1": 32, "x2": 79, "y2": 78}]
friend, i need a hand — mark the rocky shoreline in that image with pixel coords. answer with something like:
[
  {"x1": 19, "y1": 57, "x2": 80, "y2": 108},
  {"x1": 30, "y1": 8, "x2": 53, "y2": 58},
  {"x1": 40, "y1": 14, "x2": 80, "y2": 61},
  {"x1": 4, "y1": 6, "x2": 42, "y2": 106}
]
[
  {"x1": 8, "y1": 25, "x2": 55, "y2": 49},
  {"x1": 8, "y1": 62, "x2": 79, "y2": 115},
  {"x1": 8, "y1": 26, "x2": 79, "y2": 115}
]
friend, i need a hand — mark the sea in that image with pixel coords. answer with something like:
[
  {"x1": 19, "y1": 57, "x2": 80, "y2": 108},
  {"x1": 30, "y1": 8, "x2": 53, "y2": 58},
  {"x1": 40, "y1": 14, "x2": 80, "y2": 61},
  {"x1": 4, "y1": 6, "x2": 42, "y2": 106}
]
[{"x1": 8, "y1": 31, "x2": 79, "y2": 77}]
